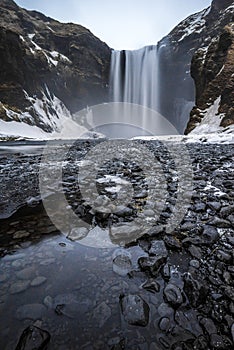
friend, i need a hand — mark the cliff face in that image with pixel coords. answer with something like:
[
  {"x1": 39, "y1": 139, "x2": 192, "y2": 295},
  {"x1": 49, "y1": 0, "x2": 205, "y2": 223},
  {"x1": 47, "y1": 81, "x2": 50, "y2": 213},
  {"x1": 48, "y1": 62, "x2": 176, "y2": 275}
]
[
  {"x1": 0, "y1": 0, "x2": 111, "y2": 136},
  {"x1": 185, "y1": 4, "x2": 234, "y2": 134},
  {"x1": 158, "y1": 0, "x2": 234, "y2": 134}
]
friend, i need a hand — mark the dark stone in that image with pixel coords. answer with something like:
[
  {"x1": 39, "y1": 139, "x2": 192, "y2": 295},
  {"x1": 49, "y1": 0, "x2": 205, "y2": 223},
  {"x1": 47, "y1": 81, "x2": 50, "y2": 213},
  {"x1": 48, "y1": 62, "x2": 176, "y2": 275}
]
[
  {"x1": 120, "y1": 294, "x2": 149, "y2": 327},
  {"x1": 224, "y1": 286, "x2": 234, "y2": 301},
  {"x1": 15, "y1": 326, "x2": 50, "y2": 350},
  {"x1": 138, "y1": 255, "x2": 167, "y2": 275},
  {"x1": 209, "y1": 218, "x2": 231, "y2": 228},
  {"x1": 188, "y1": 245, "x2": 203, "y2": 259},
  {"x1": 210, "y1": 334, "x2": 225, "y2": 350},
  {"x1": 199, "y1": 317, "x2": 217, "y2": 336},
  {"x1": 159, "y1": 317, "x2": 171, "y2": 332},
  {"x1": 141, "y1": 279, "x2": 160, "y2": 293},
  {"x1": 194, "y1": 203, "x2": 206, "y2": 212},
  {"x1": 207, "y1": 202, "x2": 222, "y2": 212},
  {"x1": 183, "y1": 273, "x2": 208, "y2": 307},
  {"x1": 216, "y1": 250, "x2": 232, "y2": 263},
  {"x1": 164, "y1": 236, "x2": 182, "y2": 250},
  {"x1": 202, "y1": 225, "x2": 219, "y2": 244},
  {"x1": 149, "y1": 240, "x2": 168, "y2": 257},
  {"x1": 163, "y1": 283, "x2": 183, "y2": 307},
  {"x1": 220, "y1": 205, "x2": 234, "y2": 218},
  {"x1": 111, "y1": 339, "x2": 125, "y2": 350}
]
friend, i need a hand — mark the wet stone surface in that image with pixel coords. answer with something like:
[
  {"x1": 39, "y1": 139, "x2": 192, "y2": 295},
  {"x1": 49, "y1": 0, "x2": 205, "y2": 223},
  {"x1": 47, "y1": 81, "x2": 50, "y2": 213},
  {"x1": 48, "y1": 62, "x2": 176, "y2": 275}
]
[{"x1": 0, "y1": 140, "x2": 233, "y2": 349}]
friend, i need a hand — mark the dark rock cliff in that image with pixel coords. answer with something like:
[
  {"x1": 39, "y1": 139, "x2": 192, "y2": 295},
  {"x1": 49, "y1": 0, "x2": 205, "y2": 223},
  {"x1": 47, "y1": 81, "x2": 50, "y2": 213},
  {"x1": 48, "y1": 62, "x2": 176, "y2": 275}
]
[
  {"x1": 0, "y1": 0, "x2": 111, "y2": 133},
  {"x1": 158, "y1": 0, "x2": 234, "y2": 134}
]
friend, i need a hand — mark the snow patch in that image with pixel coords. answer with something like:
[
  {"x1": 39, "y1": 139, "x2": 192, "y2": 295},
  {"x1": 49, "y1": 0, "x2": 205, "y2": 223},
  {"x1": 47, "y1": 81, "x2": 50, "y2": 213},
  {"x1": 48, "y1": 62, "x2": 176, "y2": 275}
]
[
  {"x1": 19, "y1": 35, "x2": 25, "y2": 42},
  {"x1": 50, "y1": 51, "x2": 71, "y2": 63},
  {"x1": 178, "y1": 8, "x2": 210, "y2": 42},
  {"x1": 27, "y1": 35, "x2": 70, "y2": 66},
  {"x1": 0, "y1": 88, "x2": 101, "y2": 140},
  {"x1": 190, "y1": 96, "x2": 231, "y2": 134}
]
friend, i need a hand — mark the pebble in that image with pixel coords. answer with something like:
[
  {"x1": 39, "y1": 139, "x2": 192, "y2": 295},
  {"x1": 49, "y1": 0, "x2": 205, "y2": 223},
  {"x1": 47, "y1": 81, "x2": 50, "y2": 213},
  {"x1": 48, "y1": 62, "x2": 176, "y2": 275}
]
[
  {"x1": 120, "y1": 294, "x2": 149, "y2": 326},
  {"x1": 9, "y1": 280, "x2": 30, "y2": 294},
  {"x1": 13, "y1": 230, "x2": 30, "y2": 239},
  {"x1": 31, "y1": 276, "x2": 47, "y2": 287},
  {"x1": 159, "y1": 317, "x2": 171, "y2": 332},
  {"x1": 16, "y1": 267, "x2": 35, "y2": 280},
  {"x1": 15, "y1": 326, "x2": 50, "y2": 349},
  {"x1": 163, "y1": 283, "x2": 183, "y2": 307}
]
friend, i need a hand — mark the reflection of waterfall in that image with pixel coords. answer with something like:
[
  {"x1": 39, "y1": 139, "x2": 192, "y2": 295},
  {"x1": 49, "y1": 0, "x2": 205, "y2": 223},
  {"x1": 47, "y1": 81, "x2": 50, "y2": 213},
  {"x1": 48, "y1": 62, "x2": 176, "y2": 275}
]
[{"x1": 110, "y1": 46, "x2": 159, "y2": 112}]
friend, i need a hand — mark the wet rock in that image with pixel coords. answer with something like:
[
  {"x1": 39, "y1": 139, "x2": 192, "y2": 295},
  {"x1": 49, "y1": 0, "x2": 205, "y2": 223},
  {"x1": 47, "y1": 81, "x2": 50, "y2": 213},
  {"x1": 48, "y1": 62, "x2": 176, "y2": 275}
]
[
  {"x1": 216, "y1": 250, "x2": 232, "y2": 263},
  {"x1": 183, "y1": 273, "x2": 208, "y2": 307},
  {"x1": 43, "y1": 296, "x2": 53, "y2": 309},
  {"x1": 189, "y1": 260, "x2": 200, "y2": 269},
  {"x1": 164, "y1": 236, "x2": 181, "y2": 250},
  {"x1": 138, "y1": 255, "x2": 167, "y2": 275},
  {"x1": 92, "y1": 301, "x2": 111, "y2": 327},
  {"x1": 188, "y1": 245, "x2": 203, "y2": 259},
  {"x1": 16, "y1": 304, "x2": 46, "y2": 320},
  {"x1": 13, "y1": 230, "x2": 30, "y2": 239},
  {"x1": 158, "y1": 337, "x2": 170, "y2": 349},
  {"x1": 202, "y1": 225, "x2": 219, "y2": 244},
  {"x1": 141, "y1": 279, "x2": 160, "y2": 293},
  {"x1": 10, "y1": 280, "x2": 30, "y2": 294},
  {"x1": 39, "y1": 258, "x2": 56, "y2": 266},
  {"x1": 194, "y1": 202, "x2": 206, "y2": 212},
  {"x1": 220, "y1": 205, "x2": 234, "y2": 218},
  {"x1": 210, "y1": 334, "x2": 226, "y2": 349},
  {"x1": 15, "y1": 325, "x2": 50, "y2": 350},
  {"x1": 159, "y1": 317, "x2": 171, "y2": 332},
  {"x1": 0, "y1": 273, "x2": 8, "y2": 282},
  {"x1": 4, "y1": 253, "x2": 26, "y2": 261},
  {"x1": 180, "y1": 222, "x2": 196, "y2": 231},
  {"x1": 146, "y1": 226, "x2": 165, "y2": 238},
  {"x1": 67, "y1": 227, "x2": 89, "y2": 241},
  {"x1": 157, "y1": 303, "x2": 174, "y2": 318},
  {"x1": 199, "y1": 317, "x2": 217, "y2": 335},
  {"x1": 209, "y1": 217, "x2": 231, "y2": 228},
  {"x1": 163, "y1": 283, "x2": 183, "y2": 307},
  {"x1": 207, "y1": 202, "x2": 222, "y2": 211},
  {"x1": 53, "y1": 293, "x2": 78, "y2": 306},
  {"x1": 110, "y1": 339, "x2": 125, "y2": 350},
  {"x1": 30, "y1": 276, "x2": 47, "y2": 287},
  {"x1": 193, "y1": 335, "x2": 209, "y2": 349},
  {"x1": 56, "y1": 302, "x2": 85, "y2": 318},
  {"x1": 162, "y1": 263, "x2": 172, "y2": 281},
  {"x1": 115, "y1": 205, "x2": 134, "y2": 217},
  {"x1": 224, "y1": 286, "x2": 234, "y2": 301},
  {"x1": 120, "y1": 294, "x2": 149, "y2": 326},
  {"x1": 149, "y1": 240, "x2": 168, "y2": 257},
  {"x1": 113, "y1": 250, "x2": 132, "y2": 276},
  {"x1": 16, "y1": 267, "x2": 36, "y2": 280},
  {"x1": 110, "y1": 224, "x2": 142, "y2": 245}
]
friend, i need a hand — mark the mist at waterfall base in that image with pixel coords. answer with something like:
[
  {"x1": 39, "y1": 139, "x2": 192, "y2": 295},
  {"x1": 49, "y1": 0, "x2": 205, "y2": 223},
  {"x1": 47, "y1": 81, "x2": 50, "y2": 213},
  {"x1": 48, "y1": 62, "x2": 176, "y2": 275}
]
[{"x1": 91, "y1": 45, "x2": 179, "y2": 139}]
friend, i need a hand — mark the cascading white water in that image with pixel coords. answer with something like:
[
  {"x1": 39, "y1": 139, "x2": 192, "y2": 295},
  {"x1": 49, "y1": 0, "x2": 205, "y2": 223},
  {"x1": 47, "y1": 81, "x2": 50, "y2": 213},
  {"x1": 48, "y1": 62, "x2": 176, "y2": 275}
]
[
  {"x1": 91, "y1": 45, "x2": 178, "y2": 138},
  {"x1": 110, "y1": 45, "x2": 159, "y2": 111}
]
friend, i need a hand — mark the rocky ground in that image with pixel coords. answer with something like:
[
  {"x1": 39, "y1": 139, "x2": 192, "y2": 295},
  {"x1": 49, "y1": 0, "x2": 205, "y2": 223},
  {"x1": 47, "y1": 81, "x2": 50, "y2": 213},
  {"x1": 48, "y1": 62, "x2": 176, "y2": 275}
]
[{"x1": 0, "y1": 140, "x2": 233, "y2": 350}]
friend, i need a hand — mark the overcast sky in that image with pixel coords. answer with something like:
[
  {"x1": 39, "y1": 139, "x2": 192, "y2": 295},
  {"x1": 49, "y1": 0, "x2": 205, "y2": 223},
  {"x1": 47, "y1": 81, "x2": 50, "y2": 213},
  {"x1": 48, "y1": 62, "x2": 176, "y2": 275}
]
[{"x1": 15, "y1": 0, "x2": 212, "y2": 50}]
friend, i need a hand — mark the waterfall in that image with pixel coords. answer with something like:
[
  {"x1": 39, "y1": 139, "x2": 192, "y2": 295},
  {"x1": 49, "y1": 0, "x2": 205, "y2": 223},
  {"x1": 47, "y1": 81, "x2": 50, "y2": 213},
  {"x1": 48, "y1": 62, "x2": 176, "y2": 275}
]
[
  {"x1": 93, "y1": 45, "x2": 178, "y2": 138},
  {"x1": 110, "y1": 46, "x2": 159, "y2": 111}
]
